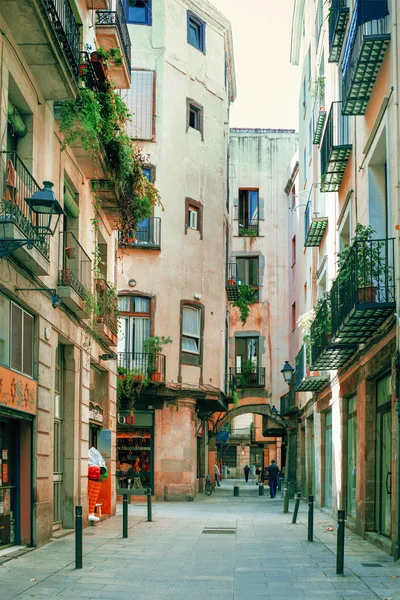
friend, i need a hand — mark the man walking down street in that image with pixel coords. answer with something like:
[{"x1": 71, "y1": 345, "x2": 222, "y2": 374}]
[
  {"x1": 266, "y1": 460, "x2": 279, "y2": 498},
  {"x1": 244, "y1": 464, "x2": 250, "y2": 483},
  {"x1": 215, "y1": 462, "x2": 221, "y2": 487}
]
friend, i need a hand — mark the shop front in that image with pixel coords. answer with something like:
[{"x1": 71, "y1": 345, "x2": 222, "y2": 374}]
[
  {"x1": 116, "y1": 411, "x2": 154, "y2": 494},
  {"x1": 0, "y1": 364, "x2": 36, "y2": 549}
]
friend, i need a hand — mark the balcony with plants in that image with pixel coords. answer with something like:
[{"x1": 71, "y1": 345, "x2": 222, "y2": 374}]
[
  {"x1": 0, "y1": 151, "x2": 50, "y2": 275},
  {"x1": 226, "y1": 262, "x2": 239, "y2": 302},
  {"x1": 304, "y1": 199, "x2": 328, "y2": 247},
  {"x1": 328, "y1": 0, "x2": 350, "y2": 63},
  {"x1": 95, "y1": 0, "x2": 132, "y2": 89},
  {"x1": 331, "y1": 224, "x2": 395, "y2": 345},
  {"x1": 0, "y1": 0, "x2": 81, "y2": 100},
  {"x1": 312, "y1": 77, "x2": 326, "y2": 145},
  {"x1": 320, "y1": 101, "x2": 352, "y2": 193},
  {"x1": 118, "y1": 217, "x2": 161, "y2": 250},
  {"x1": 295, "y1": 344, "x2": 329, "y2": 393},
  {"x1": 229, "y1": 363, "x2": 266, "y2": 389},
  {"x1": 94, "y1": 279, "x2": 119, "y2": 346},
  {"x1": 342, "y1": 8, "x2": 390, "y2": 116},
  {"x1": 57, "y1": 231, "x2": 92, "y2": 318}
]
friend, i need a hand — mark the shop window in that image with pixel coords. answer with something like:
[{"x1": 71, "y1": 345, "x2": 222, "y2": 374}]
[
  {"x1": 186, "y1": 99, "x2": 204, "y2": 139},
  {"x1": 236, "y1": 257, "x2": 259, "y2": 301},
  {"x1": 124, "y1": 70, "x2": 155, "y2": 140},
  {"x1": 117, "y1": 296, "x2": 151, "y2": 371},
  {"x1": 89, "y1": 366, "x2": 105, "y2": 448},
  {"x1": 185, "y1": 198, "x2": 203, "y2": 239},
  {"x1": 187, "y1": 11, "x2": 206, "y2": 53},
  {"x1": 116, "y1": 414, "x2": 153, "y2": 493}
]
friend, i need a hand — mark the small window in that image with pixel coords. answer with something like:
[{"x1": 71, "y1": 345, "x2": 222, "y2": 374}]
[
  {"x1": 236, "y1": 257, "x2": 259, "y2": 302},
  {"x1": 291, "y1": 302, "x2": 296, "y2": 332},
  {"x1": 188, "y1": 207, "x2": 198, "y2": 230},
  {"x1": 182, "y1": 306, "x2": 201, "y2": 354},
  {"x1": 189, "y1": 105, "x2": 200, "y2": 130},
  {"x1": 186, "y1": 99, "x2": 204, "y2": 139},
  {"x1": 187, "y1": 11, "x2": 205, "y2": 53},
  {"x1": 125, "y1": 0, "x2": 152, "y2": 25},
  {"x1": 292, "y1": 235, "x2": 296, "y2": 266},
  {"x1": 185, "y1": 198, "x2": 203, "y2": 239}
]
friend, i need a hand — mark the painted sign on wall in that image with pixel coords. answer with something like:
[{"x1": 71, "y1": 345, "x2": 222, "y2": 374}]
[
  {"x1": 89, "y1": 401, "x2": 104, "y2": 425},
  {"x1": 0, "y1": 365, "x2": 37, "y2": 415}
]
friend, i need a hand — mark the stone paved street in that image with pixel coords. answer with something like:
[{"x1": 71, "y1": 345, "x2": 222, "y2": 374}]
[{"x1": 0, "y1": 481, "x2": 399, "y2": 600}]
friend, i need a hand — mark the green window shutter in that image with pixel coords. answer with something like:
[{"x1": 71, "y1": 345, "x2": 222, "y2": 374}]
[
  {"x1": 64, "y1": 183, "x2": 79, "y2": 217},
  {"x1": 8, "y1": 103, "x2": 27, "y2": 138}
]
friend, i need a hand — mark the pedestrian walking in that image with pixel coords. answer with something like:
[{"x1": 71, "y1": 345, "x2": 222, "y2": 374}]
[
  {"x1": 244, "y1": 464, "x2": 250, "y2": 483},
  {"x1": 215, "y1": 462, "x2": 221, "y2": 487},
  {"x1": 265, "y1": 460, "x2": 279, "y2": 498},
  {"x1": 256, "y1": 465, "x2": 261, "y2": 484}
]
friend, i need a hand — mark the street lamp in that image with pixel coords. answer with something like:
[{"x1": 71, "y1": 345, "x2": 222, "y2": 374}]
[{"x1": 281, "y1": 361, "x2": 295, "y2": 385}]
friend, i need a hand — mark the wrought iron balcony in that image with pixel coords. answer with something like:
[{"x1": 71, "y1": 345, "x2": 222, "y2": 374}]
[
  {"x1": 118, "y1": 218, "x2": 161, "y2": 250},
  {"x1": 320, "y1": 102, "x2": 352, "y2": 193},
  {"x1": 95, "y1": 279, "x2": 118, "y2": 343},
  {"x1": 239, "y1": 218, "x2": 259, "y2": 237},
  {"x1": 295, "y1": 344, "x2": 329, "y2": 393},
  {"x1": 310, "y1": 297, "x2": 356, "y2": 370},
  {"x1": 328, "y1": 0, "x2": 350, "y2": 63},
  {"x1": 312, "y1": 78, "x2": 326, "y2": 145},
  {"x1": 96, "y1": 0, "x2": 132, "y2": 88},
  {"x1": 0, "y1": 151, "x2": 49, "y2": 260},
  {"x1": 79, "y1": 51, "x2": 100, "y2": 92},
  {"x1": 280, "y1": 389, "x2": 297, "y2": 416},
  {"x1": 229, "y1": 428, "x2": 251, "y2": 440},
  {"x1": 226, "y1": 262, "x2": 239, "y2": 301},
  {"x1": 118, "y1": 352, "x2": 166, "y2": 383},
  {"x1": 229, "y1": 367, "x2": 265, "y2": 389},
  {"x1": 331, "y1": 237, "x2": 395, "y2": 344},
  {"x1": 59, "y1": 231, "x2": 91, "y2": 299},
  {"x1": 342, "y1": 16, "x2": 390, "y2": 116},
  {"x1": 304, "y1": 201, "x2": 328, "y2": 247}
]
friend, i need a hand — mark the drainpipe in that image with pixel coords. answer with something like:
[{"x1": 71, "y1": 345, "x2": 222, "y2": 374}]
[{"x1": 392, "y1": 0, "x2": 400, "y2": 562}]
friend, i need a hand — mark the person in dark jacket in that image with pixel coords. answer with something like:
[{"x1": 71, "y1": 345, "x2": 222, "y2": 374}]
[
  {"x1": 244, "y1": 465, "x2": 250, "y2": 483},
  {"x1": 266, "y1": 460, "x2": 279, "y2": 498}
]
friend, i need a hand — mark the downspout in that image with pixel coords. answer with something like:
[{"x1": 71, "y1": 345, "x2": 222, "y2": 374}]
[
  {"x1": 78, "y1": 349, "x2": 83, "y2": 507},
  {"x1": 392, "y1": 0, "x2": 400, "y2": 562}
]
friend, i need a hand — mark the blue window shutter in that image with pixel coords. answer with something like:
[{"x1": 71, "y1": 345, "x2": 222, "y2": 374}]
[{"x1": 259, "y1": 197, "x2": 265, "y2": 220}]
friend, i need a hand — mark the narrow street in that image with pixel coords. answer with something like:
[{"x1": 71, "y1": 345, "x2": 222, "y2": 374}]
[{"x1": 0, "y1": 481, "x2": 399, "y2": 600}]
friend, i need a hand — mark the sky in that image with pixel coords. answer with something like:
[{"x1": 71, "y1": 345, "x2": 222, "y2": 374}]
[{"x1": 211, "y1": 0, "x2": 301, "y2": 131}]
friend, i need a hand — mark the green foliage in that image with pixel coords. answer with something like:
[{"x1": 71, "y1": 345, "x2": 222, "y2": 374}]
[
  {"x1": 239, "y1": 227, "x2": 256, "y2": 238},
  {"x1": 233, "y1": 284, "x2": 256, "y2": 324},
  {"x1": 232, "y1": 391, "x2": 239, "y2": 405},
  {"x1": 143, "y1": 336, "x2": 172, "y2": 375},
  {"x1": 59, "y1": 88, "x2": 102, "y2": 152},
  {"x1": 117, "y1": 368, "x2": 150, "y2": 412},
  {"x1": 96, "y1": 46, "x2": 123, "y2": 67}
]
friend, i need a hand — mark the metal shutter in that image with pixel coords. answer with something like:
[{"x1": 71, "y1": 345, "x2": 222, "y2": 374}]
[
  {"x1": 10, "y1": 303, "x2": 23, "y2": 373},
  {"x1": 124, "y1": 70, "x2": 155, "y2": 140},
  {"x1": 23, "y1": 311, "x2": 34, "y2": 377}
]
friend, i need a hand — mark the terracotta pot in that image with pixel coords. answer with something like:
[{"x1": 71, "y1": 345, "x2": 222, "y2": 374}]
[
  {"x1": 357, "y1": 286, "x2": 377, "y2": 303},
  {"x1": 133, "y1": 374, "x2": 145, "y2": 382},
  {"x1": 227, "y1": 278, "x2": 235, "y2": 286},
  {"x1": 118, "y1": 373, "x2": 127, "y2": 381},
  {"x1": 90, "y1": 52, "x2": 108, "y2": 81},
  {"x1": 151, "y1": 372, "x2": 161, "y2": 382}
]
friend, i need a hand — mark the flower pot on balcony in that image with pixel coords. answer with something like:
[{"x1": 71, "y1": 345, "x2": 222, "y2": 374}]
[
  {"x1": 357, "y1": 285, "x2": 377, "y2": 303},
  {"x1": 80, "y1": 63, "x2": 88, "y2": 78},
  {"x1": 90, "y1": 52, "x2": 108, "y2": 82},
  {"x1": 128, "y1": 237, "x2": 135, "y2": 244},
  {"x1": 61, "y1": 269, "x2": 71, "y2": 284},
  {"x1": 151, "y1": 372, "x2": 161, "y2": 382},
  {"x1": 133, "y1": 374, "x2": 145, "y2": 382},
  {"x1": 227, "y1": 278, "x2": 235, "y2": 286}
]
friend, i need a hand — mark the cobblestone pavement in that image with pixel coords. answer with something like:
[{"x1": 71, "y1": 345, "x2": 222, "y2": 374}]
[{"x1": 1, "y1": 480, "x2": 399, "y2": 599}]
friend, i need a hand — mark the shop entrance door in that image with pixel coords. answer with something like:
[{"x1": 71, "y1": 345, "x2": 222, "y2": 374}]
[
  {"x1": 375, "y1": 375, "x2": 392, "y2": 538},
  {"x1": 0, "y1": 417, "x2": 18, "y2": 548},
  {"x1": 53, "y1": 345, "x2": 64, "y2": 529}
]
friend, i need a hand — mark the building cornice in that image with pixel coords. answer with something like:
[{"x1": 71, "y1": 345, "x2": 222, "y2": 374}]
[{"x1": 290, "y1": 0, "x2": 305, "y2": 66}]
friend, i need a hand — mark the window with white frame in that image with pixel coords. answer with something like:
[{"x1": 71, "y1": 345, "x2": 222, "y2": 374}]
[
  {"x1": 182, "y1": 306, "x2": 201, "y2": 354},
  {"x1": 124, "y1": 70, "x2": 155, "y2": 140},
  {"x1": 188, "y1": 207, "x2": 198, "y2": 230}
]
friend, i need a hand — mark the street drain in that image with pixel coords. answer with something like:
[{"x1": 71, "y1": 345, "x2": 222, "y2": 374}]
[
  {"x1": 361, "y1": 563, "x2": 383, "y2": 567},
  {"x1": 202, "y1": 528, "x2": 236, "y2": 535}
]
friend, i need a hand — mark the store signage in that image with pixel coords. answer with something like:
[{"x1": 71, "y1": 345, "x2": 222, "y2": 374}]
[
  {"x1": 117, "y1": 414, "x2": 135, "y2": 425},
  {"x1": 89, "y1": 401, "x2": 104, "y2": 425},
  {"x1": 0, "y1": 365, "x2": 37, "y2": 415}
]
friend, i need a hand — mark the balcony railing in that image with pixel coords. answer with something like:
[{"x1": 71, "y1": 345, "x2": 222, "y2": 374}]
[
  {"x1": 96, "y1": 0, "x2": 132, "y2": 73},
  {"x1": 79, "y1": 51, "x2": 100, "y2": 92},
  {"x1": 226, "y1": 262, "x2": 239, "y2": 301},
  {"x1": 331, "y1": 237, "x2": 395, "y2": 344},
  {"x1": 230, "y1": 367, "x2": 265, "y2": 389},
  {"x1": 0, "y1": 151, "x2": 49, "y2": 259},
  {"x1": 295, "y1": 344, "x2": 329, "y2": 393},
  {"x1": 118, "y1": 217, "x2": 161, "y2": 249},
  {"x1": 59, "y1": 231, "x2": 92, "y2": 299},
  {"x1": 310, "y1": 297, "x2": 356, "y2": 370},
  {"x1": 280, "y1": 390, "x2": 297, "y2": 416},
  {"x1": 312, "y1": 78, "x2": 326, "y2": 145},
  {"x1": 320, "y1": 101, "x2": 352, "y2": 192},
  {"x1": 342, "y1": 16, "x2": 390, "y2": 116},
  {"x1": 95, "y1": 279, "x2": 118, "y2": 336},
  {"x1": 304, "y1": 200, "x2": 328, "y2": 247},
  {"x1": 328, "y1": 0, "x2": 350, "y2": 63},
  {"x1": 230, "y1": 428, "x2": 251, "y2": 440},
  {"x1": 118, "y1": 352, "x2": 166, "y2": 383},
  {"x1": 40, "y1": 0, "x2": 81, "y2": 84},
  {"x1": 239, "y1": 218, "x2": 259, "y2": 236}
]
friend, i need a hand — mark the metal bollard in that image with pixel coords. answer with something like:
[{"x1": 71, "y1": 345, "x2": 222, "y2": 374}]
[
  {"x1": 258, "y1": 484, "x2": 264, "y2": 496},
  {"x1": 308, "y1": 495, "x2": 314, "y2": 542},
  {"x1": 75, "y1": 505, "x2": 82, "y2": 569},
  {"x1": 292, "y1": 492, "x2": 301, "y2": 523},
  {"x1": 233, "y1": 486, "x2": 239, "y2": 497},
  {"x1": 123, "y1": 493, "x2": 128, "y2": 538},
  {"x1": 336, "y1": 509, "x2": 346, "y2": 575},
  {"x1": 147, "y1": 488, "x2": 152, "y2": 522},
  {"x1": 283, "y1": 482, "x2": 289, "y2": 514}
]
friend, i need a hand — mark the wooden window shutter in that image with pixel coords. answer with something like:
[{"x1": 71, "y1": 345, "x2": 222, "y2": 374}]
[
  {"x1": 10, "y1": 303, "x2": 23, "y2": 373},
  {"x1": 23, "y1": 311, "x2": 34, "y2": 377},
  {"x1": 125, "y1": 70, "x2": 155, "y2": 140}
]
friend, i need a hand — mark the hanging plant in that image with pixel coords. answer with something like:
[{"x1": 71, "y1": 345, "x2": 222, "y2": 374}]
[{"x1": 233, "y1": 284, "x2": 256, "y2": 324}]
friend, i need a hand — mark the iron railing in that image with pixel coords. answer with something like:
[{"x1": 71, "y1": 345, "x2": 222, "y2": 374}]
[
  {"x1": 59, "y1": 231, "x2": 92, "y2": 299},
  {"x1": 328, "y1": 0, "x2": 349, "y2": 61},
  {"x1": 230, "y1": 428, "x2": 251, "y2": 439},
  {"x1": 331, "y1": 237, "x2": 395, "y2": 336},
  {"x1": 96, "y1": 0, "x2": 132, "y2": 72},
  {"x1": 79, "y1": 51, "x2": 100, "y2": 91},
  {"x1": 313, "y1": 77, "x2": 326, "y2": 143},
  {"x1": 320, "y1": 101, "x2": 351, "y2": 181},
  {"x1": 118, "y1": 352, "x2": 166, "y2": 382},
  {"x1": 95, "y1": 279, "x2": 118, "y2": 335},
  {"x1": 295, "y1": 344, "x2": 309, "y2": 391},
  {"x1": 227, "y1": 262, "x2": 238, "y2": 285},
  {"x1": 39, "y1": 0, "x2": 81, "y2": 84},
  {"x1": 342, "y1": 17, "x2": 390, "y2": 112},
  {"x1": 0, "y1": 151, "x2": 49, "y2": 259},
  {"x1": 229, "y1": 367, "x2": 265, "y2": 388},
  {"x1": 118, "y1": 217, "x2": 161, "y2": 249},
  {"x1": 310, "y1": 297, "x2": 331, "y2": 367}
]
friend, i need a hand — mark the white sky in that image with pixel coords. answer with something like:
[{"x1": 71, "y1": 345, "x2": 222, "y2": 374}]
[{"x1": 211, "y1": 0, "x2": 301, "y2": 130}]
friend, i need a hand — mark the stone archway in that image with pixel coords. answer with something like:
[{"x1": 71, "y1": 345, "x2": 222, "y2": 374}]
[{"x1": 213, "y1": 403, "x2": 287, "y2": 433}]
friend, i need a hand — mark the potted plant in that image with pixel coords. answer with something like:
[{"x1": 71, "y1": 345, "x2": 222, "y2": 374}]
[
  {"x1": 143, "y1": 336, "x2": 172, "y2": 381},
  {"x1": 233, "y1": 284, "x2": 257, "y2": 324},
  {"x1": 242, "y1": 359, "x2": 256, "y2": 386}
]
